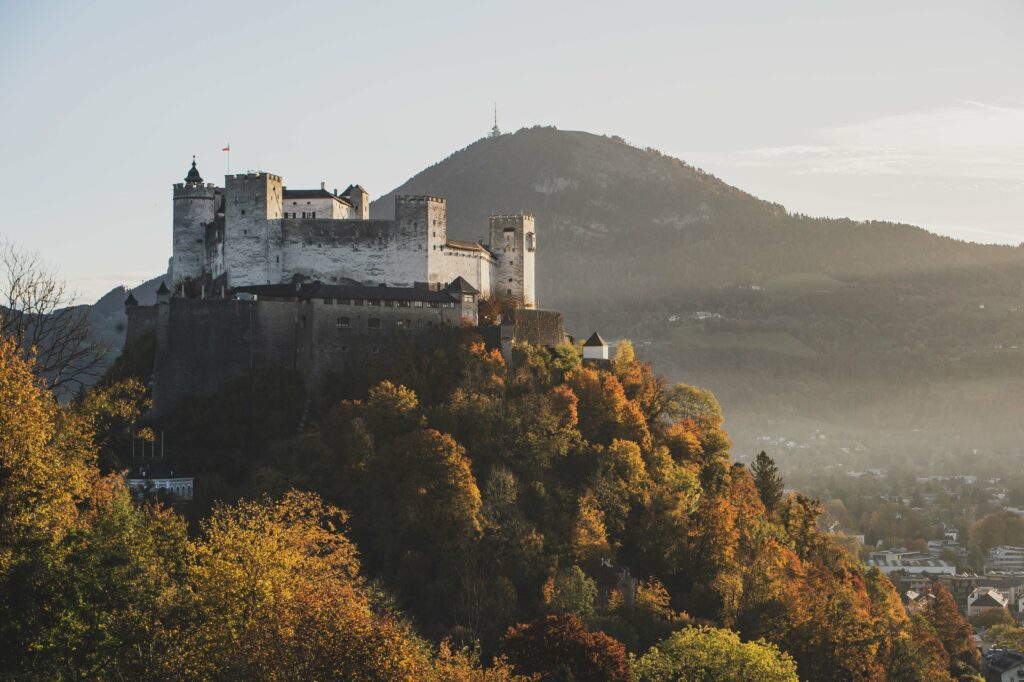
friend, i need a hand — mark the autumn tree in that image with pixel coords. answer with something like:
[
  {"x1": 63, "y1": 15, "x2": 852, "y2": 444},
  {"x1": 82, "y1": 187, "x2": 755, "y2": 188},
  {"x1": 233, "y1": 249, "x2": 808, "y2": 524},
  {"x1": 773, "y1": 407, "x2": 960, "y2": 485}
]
[
  {"x1": 501, "y1": 614, "x2": 631, "y2": 682},
  {"x1": 922, "y1": 583, "x2": 981, "y2": 681}
]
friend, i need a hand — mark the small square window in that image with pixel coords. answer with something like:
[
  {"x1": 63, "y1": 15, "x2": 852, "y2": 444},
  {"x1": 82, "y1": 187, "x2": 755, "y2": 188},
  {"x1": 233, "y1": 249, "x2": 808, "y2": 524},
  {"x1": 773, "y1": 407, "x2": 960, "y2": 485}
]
[
  {"x1": 336, "y1": 317, "x2": 350, "y2": 328},
  {"x1": 324, "y1": 298, "x2": 333, "y2": 304},
  {"x1": 354, "y1": 299, "x2": 364, "y2": 306},
  {"x1": 371, "y1": 345, "x2": 380, "y2": 354},
  {"x1": 341, "y1": 345, "x2": 350, "y2": 353},
  {"x1": 368, "y1": 299, "x2": 381, "y2": 307}
]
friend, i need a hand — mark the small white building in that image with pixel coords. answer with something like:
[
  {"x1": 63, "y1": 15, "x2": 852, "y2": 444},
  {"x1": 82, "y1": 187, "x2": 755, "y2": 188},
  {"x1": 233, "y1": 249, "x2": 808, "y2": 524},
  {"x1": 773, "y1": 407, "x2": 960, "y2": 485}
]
[
  {"x1": 967, "y1": 586, "x2": 1009, "y2": 618},
  {"x1": 127, "y1": 467, "x2": 195, "y2": 501},
  {"x1": 582, "y1": 332, "x2": 609, "y2": 361}
]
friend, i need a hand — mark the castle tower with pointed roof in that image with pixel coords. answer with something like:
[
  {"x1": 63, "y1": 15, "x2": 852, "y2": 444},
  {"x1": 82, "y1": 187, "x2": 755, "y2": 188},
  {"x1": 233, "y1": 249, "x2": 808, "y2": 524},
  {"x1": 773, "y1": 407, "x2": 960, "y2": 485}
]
[{"x1": 172, "y1": 157, "x2": 218, "y2": 283}]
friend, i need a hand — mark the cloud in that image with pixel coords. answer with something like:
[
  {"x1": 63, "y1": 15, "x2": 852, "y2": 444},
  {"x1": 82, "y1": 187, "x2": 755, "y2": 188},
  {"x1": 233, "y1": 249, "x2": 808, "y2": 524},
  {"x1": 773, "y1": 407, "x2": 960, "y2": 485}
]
[{"x1": 734, "y1": 102, "x2": 1024, "y2": 181}]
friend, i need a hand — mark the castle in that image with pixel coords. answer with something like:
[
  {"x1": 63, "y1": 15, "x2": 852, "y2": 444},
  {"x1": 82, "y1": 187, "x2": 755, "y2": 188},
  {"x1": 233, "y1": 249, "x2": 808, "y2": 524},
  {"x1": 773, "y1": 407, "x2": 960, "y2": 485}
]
[
  {"x1": 127, "y1": 158, "x2": 564, "y2": 416},
  {"x1": 172, "y1": 158, "x2": 536, "y2": 307}
]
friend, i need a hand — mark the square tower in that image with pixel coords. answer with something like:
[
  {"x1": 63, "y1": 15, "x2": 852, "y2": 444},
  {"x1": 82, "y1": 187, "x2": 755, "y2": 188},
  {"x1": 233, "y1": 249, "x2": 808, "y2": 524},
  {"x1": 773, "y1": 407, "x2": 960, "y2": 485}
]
[
  {"x1": 395, "y1": 195, "x2": 447, "y2": 288},
  {"x1": 223, "y1": 172, "x2": 283, "y2": 287},
  {"x1": 489, "y1": 214, "x2": 536, "y2": 308}
]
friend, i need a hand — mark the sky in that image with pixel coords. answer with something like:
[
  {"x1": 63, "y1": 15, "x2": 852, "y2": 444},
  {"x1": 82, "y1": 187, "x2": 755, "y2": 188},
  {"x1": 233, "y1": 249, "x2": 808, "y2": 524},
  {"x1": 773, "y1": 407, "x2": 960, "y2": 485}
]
[{"x1": 0, "y1": 0, "x2": 1022, "y2": 302}]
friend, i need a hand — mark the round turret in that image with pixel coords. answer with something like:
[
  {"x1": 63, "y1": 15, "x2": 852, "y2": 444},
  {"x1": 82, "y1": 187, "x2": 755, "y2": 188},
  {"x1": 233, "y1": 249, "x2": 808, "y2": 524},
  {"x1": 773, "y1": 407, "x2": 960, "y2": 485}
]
[{"x1": 172, "y1": 157, "x2": 216, "y2": 283}]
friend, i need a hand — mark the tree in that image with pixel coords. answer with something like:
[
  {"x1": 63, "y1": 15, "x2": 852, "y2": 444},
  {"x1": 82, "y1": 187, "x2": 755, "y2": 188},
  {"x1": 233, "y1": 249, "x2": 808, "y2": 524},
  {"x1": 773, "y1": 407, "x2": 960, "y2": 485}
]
[
  {"x1": 987, "y1": 623, "x2": 1024, "y2": 652},
  {"x1": 0, "y1": 336, "x2": 96, "y2": 570},
  {"x1": 923, "y1": 583, "x2": 980, "y2": 681},
  {"x1": 160, "y1": 490, "x2": 440, "y2": 681},
  {"x1": 751, "y1": 451, "x2": 785, "y2": 512},
  {"x1": 969, "y1": 607, "x2": 1017, "y2": 628},
  {"x1": 501, "y1": 614, "x2": 631, "y2": 682},
  {"x1": 0, "y1": 240, "x2": 106, "y2": 393},
  {"x1": 633, "y1": 625, "x2": 798, "y2": 682}
]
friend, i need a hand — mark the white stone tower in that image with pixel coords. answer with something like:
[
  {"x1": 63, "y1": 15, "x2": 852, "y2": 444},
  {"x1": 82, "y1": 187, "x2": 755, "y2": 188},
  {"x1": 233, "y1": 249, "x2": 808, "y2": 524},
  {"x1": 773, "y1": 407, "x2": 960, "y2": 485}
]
[
  {"x1": 171, "y1": 158, "x2": 216, "y2": 284},
  {"x1": 395, "y1": 195, "x2": 447, "y2": 287},
  {"x1": 222, "y1": 171, "x2": 283, "y2": 287},
  {"x1": 490, "y1": 213, "x2": 536, "y2": 307}
]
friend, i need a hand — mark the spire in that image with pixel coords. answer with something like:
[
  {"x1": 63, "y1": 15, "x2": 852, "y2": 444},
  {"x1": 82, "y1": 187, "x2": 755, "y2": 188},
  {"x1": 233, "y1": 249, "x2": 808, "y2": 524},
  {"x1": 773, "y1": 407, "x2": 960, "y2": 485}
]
[
  {"x1": 490, "y1": 103, "x2": 501, "y2": 138},
  {"x1": 184, "y1": 155, "x2": 203, "y2": 184}
]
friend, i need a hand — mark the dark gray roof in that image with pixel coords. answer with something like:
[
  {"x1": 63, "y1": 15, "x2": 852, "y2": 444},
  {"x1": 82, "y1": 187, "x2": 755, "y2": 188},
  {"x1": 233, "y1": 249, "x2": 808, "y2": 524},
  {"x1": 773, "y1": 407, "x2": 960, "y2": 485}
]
[
  {"x1": 446, "y1": 239, "x2": 490, "y2": 253},
  {"x1": 343, "y1": 184, "x2": 368, "y2": 196},
  {"x1": 583, "y1": 332, "x2": 607, "y2": 347},
  {"x1": 234, "y1": 281, "x2": 460, "y2": 304},
  {"x1": 283, "y1": 188, "x2": 352, "y2": 206},
  {"x1": 444, "y1": 277, "x2": 479, "y2": 294},
  {"x1": 124, "y1": 291, "x2": 138, "y2": 306},
  {"x1": 184, "y1": 158, "x2": 203, "y2": 184},
  {"x1": 984, "y1": 649, "x2": 1024, "y2": 673},
  {"x1": 156, "y1": 281, "x2": 170, "y2": 295}
]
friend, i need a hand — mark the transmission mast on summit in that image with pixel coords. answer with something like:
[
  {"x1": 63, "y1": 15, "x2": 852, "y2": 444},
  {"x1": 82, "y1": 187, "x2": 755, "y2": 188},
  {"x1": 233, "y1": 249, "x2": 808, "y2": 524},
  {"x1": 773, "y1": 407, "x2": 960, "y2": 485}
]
[{"x1": 490, "y1": 103, "x2": 501, "y2": 138}]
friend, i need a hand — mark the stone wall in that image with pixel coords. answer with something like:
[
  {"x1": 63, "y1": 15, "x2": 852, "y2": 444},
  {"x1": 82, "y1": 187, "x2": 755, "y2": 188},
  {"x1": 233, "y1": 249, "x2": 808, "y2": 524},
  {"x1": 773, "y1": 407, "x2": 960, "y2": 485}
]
[
  {"x1": 279, "y1": 218, "x2": 429, "y2": 286},
  {"x1": 171, "y1": 182, "x2": 217, "y2": 283}
]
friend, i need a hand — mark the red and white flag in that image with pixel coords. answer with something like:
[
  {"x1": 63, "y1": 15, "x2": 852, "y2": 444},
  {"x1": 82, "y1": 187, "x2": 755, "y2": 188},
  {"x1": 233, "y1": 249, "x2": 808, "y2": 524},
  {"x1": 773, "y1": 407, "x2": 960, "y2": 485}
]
[{"x1": 222, "y1": 144, "x2": 230, "y2": 152}]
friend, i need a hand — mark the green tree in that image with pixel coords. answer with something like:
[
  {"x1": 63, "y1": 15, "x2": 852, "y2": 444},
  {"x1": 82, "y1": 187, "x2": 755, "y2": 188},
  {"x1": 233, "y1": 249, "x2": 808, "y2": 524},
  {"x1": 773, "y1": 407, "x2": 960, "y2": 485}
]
[
  {"x1": 750, "y1": 450, "x2": 784, "y2": 512},
  {"x1": 633, "y1": 625, "x2": 798, "y2": 682}
]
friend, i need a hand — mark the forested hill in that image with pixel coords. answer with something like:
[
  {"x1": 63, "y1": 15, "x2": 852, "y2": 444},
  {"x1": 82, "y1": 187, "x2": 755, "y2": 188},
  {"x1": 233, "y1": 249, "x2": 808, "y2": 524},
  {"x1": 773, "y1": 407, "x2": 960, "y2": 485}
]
[{"x1": 371, "y1": 126, "x2": 1024, "y2": 318}]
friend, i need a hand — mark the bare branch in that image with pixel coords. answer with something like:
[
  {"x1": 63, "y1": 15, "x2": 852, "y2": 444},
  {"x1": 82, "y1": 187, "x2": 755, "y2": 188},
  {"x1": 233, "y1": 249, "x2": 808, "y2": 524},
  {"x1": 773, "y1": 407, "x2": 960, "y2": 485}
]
[{"x1": 0, "y1": 240, "x2": 108, "y2": 396}]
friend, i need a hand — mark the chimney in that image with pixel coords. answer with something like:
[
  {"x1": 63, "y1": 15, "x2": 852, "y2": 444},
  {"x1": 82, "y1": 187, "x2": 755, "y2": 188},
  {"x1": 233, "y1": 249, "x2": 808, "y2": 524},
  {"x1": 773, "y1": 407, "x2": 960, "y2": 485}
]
[{"x1": 320, "y1": 181, "x2": 325, "y2": 190}]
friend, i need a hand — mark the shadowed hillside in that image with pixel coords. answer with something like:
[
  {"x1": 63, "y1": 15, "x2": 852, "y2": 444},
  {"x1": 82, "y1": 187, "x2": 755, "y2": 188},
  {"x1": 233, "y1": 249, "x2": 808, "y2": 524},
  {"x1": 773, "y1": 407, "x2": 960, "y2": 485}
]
[{"x1": 372, "y1": 127, "x2": 1024, "y2": 469}]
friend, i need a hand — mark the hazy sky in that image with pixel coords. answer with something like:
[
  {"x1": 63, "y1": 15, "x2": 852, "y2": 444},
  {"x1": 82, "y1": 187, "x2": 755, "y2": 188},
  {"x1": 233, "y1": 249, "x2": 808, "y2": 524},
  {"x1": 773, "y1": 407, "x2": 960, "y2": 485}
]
[{"x1": 1, "y1": 0, "x2": 1022, "y2": 301}]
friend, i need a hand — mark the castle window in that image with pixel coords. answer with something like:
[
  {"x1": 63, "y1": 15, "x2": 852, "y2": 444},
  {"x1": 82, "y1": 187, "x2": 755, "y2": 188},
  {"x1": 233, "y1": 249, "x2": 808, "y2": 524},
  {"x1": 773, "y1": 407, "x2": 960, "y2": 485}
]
[
  {"x1": 368, "y1": 318, "x2": 381, "y2": 329},
  {"x1": 336, "y1": 317, "x2": 350, "y2": 328},
  {"x1": 341, "y1": 345, "x2": 350, "y2": 353},
  {"x1": 371, "y1": 345, "x2": 380, "y2": 354},
  {"x1": 463, "y1": 294, "x2": 474, "y2": 304},
  {"x1": 507, "y1": 289, "x2": 512, "y2": 295},
  {"x1": 384, "y1": 300, "x2": 394, "y2": 307},
  {"x1": 241, "y1": 210, "x2": 246, "y2": 215},
  {"x1": 427, "y1": 302, "x2": 440, "y2": 309},
  {"x1": 508, "y1": 278, "x2": 513, "y2": 282},
  {"x1": 368, "y1": 299, "x2": 380, "y2": 307},
  {"x1": 412, "y1": 301, "x2": 423, "y2": 308},
  {"x1": 324, "y1": 298, "x2": 333, "y2": 305},
  {"x1": 337, "y1": 298, "x2": 351, "y2": 305},
  {"x1": 354, "y1": 299, "x2": 364, "y2": 306},
  {"x1": 398, "y1": 300, "x2": 410, "y2": 308},
  {"x1": 396, "y1": 319, "x2": 407, "y2": 329}
]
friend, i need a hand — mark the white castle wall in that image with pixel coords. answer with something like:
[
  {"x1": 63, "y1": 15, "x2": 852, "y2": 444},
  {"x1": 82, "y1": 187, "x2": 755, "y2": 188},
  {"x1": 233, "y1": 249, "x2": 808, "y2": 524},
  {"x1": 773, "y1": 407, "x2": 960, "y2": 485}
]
[{"x1": 172, "y1": 165, "x2": 534, "y2": 305}]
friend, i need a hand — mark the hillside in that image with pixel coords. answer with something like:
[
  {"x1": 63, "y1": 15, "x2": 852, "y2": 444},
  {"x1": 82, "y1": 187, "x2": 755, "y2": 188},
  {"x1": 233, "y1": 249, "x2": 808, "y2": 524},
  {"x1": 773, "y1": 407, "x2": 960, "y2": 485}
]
[
  {"x1": 371, "y1": 127, "x2": 1024, "y2": 467},
  {"x1": 372, "y1": 126, "x2": 1023, "y2": 318}
]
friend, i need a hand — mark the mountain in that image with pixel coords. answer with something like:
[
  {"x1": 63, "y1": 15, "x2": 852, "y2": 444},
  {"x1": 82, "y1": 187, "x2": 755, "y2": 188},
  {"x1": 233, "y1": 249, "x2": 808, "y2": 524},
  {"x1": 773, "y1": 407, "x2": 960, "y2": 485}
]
[
  {"x1": 371, "y1": 127, "x2": 1024, "y2": 468},
  {"x1": 371, "y1": 126, "x2": 1023, "y2": 319}
]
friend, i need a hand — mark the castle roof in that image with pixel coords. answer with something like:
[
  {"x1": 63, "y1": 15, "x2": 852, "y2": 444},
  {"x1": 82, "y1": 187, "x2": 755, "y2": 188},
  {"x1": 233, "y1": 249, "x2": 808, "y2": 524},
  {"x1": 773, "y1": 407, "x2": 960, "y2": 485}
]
[
  {"x1": 343, "y1": 184, "x2": 368, "y2": 196},
  {"x1": 583, "y1": 332, "x2": 607, "y2": 347},
  {"x1": 444, "y1": 277, "x2": 479, "y2": 295},
  {"x1": 445, "y1": 239, "x2": 490, "y2": 254},
  {"x1": 156, "y1": 281, "x2": 170, "y2": 295},
  {"x1": 124, "y1": 291, "x2": 138, "y2": 306},
  {"x1": 283, "y1": 188, "x2": 352, "y2": 206},
  {"x1": 184, "y1": 157, "x2": 203, "y2": 184}
]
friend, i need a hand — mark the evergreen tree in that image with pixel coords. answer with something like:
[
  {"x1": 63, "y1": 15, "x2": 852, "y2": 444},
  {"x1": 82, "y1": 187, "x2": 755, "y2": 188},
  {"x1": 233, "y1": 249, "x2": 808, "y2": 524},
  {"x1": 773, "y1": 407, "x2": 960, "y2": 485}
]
[{"x1": 751, "y1": 451, "x2": 784, "y2": 512}]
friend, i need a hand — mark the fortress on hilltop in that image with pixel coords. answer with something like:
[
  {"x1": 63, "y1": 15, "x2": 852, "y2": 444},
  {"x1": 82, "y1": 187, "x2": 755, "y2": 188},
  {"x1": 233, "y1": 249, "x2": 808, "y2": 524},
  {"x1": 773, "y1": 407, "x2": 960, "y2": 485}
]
[
  {"x1": 171, "y1": 158, "x2": 536, "y2": 307},
  {"x1": 127, "y1": 158, "x2": 566, "y2": 416}
]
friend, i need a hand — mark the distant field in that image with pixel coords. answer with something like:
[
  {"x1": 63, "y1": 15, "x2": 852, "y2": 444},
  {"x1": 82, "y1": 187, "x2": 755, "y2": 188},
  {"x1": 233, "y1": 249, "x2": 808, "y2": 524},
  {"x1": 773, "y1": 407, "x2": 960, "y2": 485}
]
[
  {"x1": 669, "y1": 324, "x2": 818, "y2": 357},
  {"x1": 760, "y1": 272, "x2": 846, "y2": 293}
]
